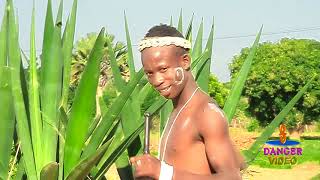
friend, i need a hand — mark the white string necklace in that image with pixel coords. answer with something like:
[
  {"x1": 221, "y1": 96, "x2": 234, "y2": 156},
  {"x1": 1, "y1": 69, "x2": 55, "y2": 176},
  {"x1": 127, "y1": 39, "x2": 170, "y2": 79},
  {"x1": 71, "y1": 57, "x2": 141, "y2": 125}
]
[{"x1": 159, "y1": 86, "x2": 200, "y2": 161}]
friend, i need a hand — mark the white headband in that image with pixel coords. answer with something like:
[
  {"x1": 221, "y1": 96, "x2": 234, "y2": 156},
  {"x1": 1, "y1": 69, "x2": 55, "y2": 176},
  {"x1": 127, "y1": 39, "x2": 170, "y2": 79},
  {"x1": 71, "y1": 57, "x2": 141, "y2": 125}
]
[{"x1": 138, "y1": 36, "x2": 191, "y2": 52}]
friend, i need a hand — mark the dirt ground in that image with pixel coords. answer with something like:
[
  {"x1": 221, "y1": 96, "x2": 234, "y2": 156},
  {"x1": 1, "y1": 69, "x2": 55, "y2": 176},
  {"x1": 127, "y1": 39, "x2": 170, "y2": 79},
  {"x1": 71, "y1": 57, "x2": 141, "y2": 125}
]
[
  {"x1": 242, "y1": 163, "x2": 320, "y2": 180},
  {"x1": 106, "y1": 163, "x2": 320, "y2": 180}
]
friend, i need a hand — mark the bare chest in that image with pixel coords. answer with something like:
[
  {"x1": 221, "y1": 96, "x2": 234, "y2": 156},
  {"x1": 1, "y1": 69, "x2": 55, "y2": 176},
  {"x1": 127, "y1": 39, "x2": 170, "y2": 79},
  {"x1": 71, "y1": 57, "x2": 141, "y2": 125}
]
[{"x1": 159, "y1": 113, "x2": 201, "y2": 160}]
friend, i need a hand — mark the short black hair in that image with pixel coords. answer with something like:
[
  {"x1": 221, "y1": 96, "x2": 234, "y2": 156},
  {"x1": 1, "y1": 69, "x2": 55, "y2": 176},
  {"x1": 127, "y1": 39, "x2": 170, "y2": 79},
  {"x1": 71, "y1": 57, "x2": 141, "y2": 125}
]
[
  {"x1": 144, "y1": 24, "x2": 189, "y2": 55},
  {"x1": 145, "y1": 24, "x2": 184, "y2": 38}
]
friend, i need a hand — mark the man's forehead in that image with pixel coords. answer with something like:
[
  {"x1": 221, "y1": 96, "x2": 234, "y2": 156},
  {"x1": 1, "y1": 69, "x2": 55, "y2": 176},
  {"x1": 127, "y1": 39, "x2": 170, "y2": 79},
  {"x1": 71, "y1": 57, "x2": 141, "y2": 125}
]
[
  {"x1": 142, "y1": 54, "x2": 172, "y2": 67},
  {"x1": 150, "y1": 49, "x2": 162, "y2": 59},
  {"x1": 141, "y1": 46, "x2": 178, "y2": 69},
  {"x1": 142, "y1": 45, "x2": 177, "y2": 57}
]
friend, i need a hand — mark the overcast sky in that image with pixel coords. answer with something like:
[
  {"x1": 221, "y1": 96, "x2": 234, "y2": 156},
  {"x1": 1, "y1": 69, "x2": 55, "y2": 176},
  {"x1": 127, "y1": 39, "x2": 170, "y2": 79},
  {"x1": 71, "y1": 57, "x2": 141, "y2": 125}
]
[{"x1": 1, "y1": 0, "x2": 319, "y2": 82}]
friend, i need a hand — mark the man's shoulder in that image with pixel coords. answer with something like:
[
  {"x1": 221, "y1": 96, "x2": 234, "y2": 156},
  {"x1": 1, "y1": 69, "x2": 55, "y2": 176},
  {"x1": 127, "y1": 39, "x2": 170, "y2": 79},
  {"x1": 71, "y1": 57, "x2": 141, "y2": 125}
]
[
  {"x1": 195, "y1": 92, "x2": 226, "y2": 121},
  {"x1": 193, "y1": 94, "x2": 228, "y2": 137}
]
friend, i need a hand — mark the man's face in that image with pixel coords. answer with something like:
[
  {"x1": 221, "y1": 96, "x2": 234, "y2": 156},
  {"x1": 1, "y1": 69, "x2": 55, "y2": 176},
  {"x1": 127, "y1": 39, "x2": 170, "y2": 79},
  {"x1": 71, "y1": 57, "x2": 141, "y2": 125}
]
[{"x1": 141, "y1": 45, "x2": 187, "y2": 99}]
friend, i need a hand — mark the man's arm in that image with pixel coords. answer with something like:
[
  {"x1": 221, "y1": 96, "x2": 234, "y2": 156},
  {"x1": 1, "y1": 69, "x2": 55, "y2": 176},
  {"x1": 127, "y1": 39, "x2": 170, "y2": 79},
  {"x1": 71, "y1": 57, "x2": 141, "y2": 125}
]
[{"x1": 171, "y1": 104, "x2": 242, "y2": 180}]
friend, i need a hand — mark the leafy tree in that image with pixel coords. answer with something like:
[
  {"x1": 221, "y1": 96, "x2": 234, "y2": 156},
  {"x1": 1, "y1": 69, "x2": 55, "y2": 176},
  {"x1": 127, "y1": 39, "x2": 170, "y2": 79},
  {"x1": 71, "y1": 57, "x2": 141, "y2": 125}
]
[
  {"x1": 230, "y1": 38, "x2": 320, "y2": 131},
  {"x1": 71, "y1": 32, "x2": 129, "y2": 87},
  {"x1": 208, "y1": 74, "x2": 229, "y2": 107},
  {"x1": 68, "y1": 32, "x2": 129, "y2": 108}
]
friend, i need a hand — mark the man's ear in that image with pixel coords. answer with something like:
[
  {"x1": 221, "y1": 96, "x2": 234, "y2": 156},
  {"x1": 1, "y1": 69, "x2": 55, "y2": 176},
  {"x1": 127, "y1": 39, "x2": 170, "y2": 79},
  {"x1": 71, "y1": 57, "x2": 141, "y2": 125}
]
[{"x1": 181, "y1": 53, "x2": 191, "y2": 71}]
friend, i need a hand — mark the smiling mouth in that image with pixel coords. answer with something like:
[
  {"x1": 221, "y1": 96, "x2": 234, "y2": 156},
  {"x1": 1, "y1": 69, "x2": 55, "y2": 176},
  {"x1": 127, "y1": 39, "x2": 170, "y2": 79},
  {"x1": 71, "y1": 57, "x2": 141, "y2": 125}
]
[{"x1": 158, "y1": 86, "x2": 171, "y2": 93}]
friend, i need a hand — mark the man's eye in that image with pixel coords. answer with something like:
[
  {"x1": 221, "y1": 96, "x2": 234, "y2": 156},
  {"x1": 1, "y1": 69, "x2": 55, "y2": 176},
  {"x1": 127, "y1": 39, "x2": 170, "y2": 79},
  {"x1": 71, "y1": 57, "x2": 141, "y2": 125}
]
[{"x1": 160, "y1": 68, "x2": 168, "y2": 72}]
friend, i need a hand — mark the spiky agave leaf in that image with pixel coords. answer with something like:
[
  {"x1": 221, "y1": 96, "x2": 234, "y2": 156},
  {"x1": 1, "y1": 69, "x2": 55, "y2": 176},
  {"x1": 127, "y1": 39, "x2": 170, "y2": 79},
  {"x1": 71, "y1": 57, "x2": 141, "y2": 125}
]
[
  {"x1": 64, "y1": 28, "x2": 106, "y2": 176},
  {"x1": 7, "y1": 0, "x2": 37, "y2": 178},
  {"x1": 66, "y1": 138, "x2": 114, "y2": 180},
  {"x1": 223, "y1": 26, "x2": 262, "y2": 123},
  {"x1": 106, "y1": 32, "x2": 126, "y2": 90},
  {"x1": 0, "y1": 3, "x2": 15, "y2": 178},
  {"x1": 191, "y1": 18, "x2": 203, "y2": 60},
  {"x1": 41, "y1": 0, "x2": 63, "y2": 166},
  {"x1": 124, "y1": 13, "x2": 136, "y2": 79},
  {"x1": 94, "y1": 123, "x2": 144, "y2": 179},
  {"x1": 177, "y1": 10, "x2": 183, "y2": 33},
  {"x1": 61, "y1": 0, "x2": 78, "y2": 109},
  {"x1": 81, "y1": 69, "x2": 144, "y2": 160},
  {"x1": 40, "y1": 162, "x2": 58, "y2": 180},
  {"x1": 28, "y1": 1, "x2": 43, "y2": 175}
]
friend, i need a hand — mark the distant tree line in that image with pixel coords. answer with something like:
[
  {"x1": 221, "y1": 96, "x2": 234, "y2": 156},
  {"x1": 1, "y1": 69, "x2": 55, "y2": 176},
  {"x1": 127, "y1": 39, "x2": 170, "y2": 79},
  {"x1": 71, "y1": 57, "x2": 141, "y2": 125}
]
[{"x1": 230, "y1": 38, "x2": 320, "y2": 130}]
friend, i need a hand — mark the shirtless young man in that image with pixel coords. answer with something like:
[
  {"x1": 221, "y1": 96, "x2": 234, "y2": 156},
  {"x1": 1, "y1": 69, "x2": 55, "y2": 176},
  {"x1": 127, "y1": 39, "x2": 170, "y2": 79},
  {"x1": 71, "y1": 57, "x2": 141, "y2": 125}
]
[{"x1": 130, "y1": 24, "x2": 242, "y2": 180}]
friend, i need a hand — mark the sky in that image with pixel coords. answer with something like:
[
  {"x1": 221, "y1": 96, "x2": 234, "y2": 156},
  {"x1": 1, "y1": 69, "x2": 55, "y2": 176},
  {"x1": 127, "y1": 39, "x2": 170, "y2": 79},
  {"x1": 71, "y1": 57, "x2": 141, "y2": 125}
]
[{"x1": 1, "y1": 0, "x2": 320, "y2": 82}]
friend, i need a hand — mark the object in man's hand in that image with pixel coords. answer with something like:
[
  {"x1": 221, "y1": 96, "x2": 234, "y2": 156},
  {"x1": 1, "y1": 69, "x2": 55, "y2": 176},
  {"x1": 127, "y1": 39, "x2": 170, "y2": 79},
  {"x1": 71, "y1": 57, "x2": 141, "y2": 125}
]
[
  {"x1": 137, "y1": 112, "x2": 154, "y2": 180},
  {"x1": 144, "y1": 112, "x2": 151, "y2": 154}
]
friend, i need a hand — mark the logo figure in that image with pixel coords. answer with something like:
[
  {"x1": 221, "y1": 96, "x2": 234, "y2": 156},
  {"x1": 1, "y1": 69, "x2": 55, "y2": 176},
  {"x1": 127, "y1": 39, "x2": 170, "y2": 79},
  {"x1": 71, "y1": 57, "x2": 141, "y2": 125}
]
[{"x1": 279, "y1": 124, "x2": 287, "y2": 144}]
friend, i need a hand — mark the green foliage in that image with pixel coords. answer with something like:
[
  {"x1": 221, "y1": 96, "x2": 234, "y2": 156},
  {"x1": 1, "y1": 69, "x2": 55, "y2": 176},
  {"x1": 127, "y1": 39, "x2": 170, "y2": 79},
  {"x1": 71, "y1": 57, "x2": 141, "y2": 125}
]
[
  {"x1": 68, "y1": 32, "x2": 128, "y2": 112},
  {"x1": 243, "y1": 75, "x2": 316, "y2": 165},
  {"x1": 0, "y1": 6, "x2": 15, "y2": 178},
  {"x1": 63, "y1": 28, "x2": 106, "y2": 176},
  {"x1": 7, "y1": 0, "x2": 37, "y2": 177},
  {"x1": 102, "y1": 78, "x2": 158, "y2": 115},
  {"x1": 223, "y1": 27, "x2": 262, "y2": 123},
  {"x1": 230, "y1": 38, "x2": 320, "y2": 128},
  {"x1": 0, "y1": 1, "x2": 151, "y2": 179},
  {"x1": 71, "y1": 32, "x2": 128, "y2": 87},
  {"x1": 140, "y1": 84, "x2": 160, "y2": 113},
  {"x1": 316, "y1": 122, "x2": 320, "y2": 132},
  {"x1": 65, "y1": 138, "x2": 113, "y2": 180},
  {"x1": 247, "y1": 119, "x2": 259, "y2": 132},
  {"x1": 102, "y1": 82, "x2": 119, "y2": 107},
  {"x1": 311, "y1": 174, "x2": 320, "y2": 180},
  {"x1": 208, "y1": 74, "x2": 229, "y2": 107},
  {"x1": 40, "y1": 162, "x2": 58, "y2": 180}
]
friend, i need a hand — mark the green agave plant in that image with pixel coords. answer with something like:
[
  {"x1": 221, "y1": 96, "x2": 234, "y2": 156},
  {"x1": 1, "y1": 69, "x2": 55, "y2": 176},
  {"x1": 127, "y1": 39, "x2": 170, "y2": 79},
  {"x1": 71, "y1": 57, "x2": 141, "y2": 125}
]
[
  {"x1": 0, "y1": 0, "x2": 145, "y2": 179},
  {"x1": 0, "y1": 1, "x2": 316, "y2": 180}
]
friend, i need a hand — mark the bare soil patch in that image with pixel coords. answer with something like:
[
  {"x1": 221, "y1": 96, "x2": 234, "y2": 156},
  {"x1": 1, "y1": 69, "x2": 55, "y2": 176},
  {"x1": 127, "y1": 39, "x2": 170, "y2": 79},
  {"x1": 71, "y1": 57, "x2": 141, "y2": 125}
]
[{"x1": 242, "y1": 163, "x2": 320, "y2": 180}]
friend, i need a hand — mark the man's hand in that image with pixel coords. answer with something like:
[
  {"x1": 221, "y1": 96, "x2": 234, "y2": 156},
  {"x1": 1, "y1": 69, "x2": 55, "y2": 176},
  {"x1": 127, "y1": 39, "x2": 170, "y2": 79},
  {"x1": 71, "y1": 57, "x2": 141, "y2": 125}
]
[{"x1": 130, "y1": 154, "x2": 161, "y2": 179}]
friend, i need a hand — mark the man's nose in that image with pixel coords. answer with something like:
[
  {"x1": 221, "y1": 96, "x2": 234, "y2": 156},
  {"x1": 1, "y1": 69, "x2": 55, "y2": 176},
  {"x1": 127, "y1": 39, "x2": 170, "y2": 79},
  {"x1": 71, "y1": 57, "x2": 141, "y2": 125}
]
[{"x1": 152, "y1": 73, "x2": 164, "y2": 87}]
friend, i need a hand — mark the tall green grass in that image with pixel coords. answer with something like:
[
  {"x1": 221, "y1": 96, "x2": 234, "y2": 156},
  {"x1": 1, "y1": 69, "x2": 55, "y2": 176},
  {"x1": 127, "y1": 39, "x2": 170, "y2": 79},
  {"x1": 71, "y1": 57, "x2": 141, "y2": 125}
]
[{"x1": 0, "y1": 0, "x2": 148, "y2": 179}]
